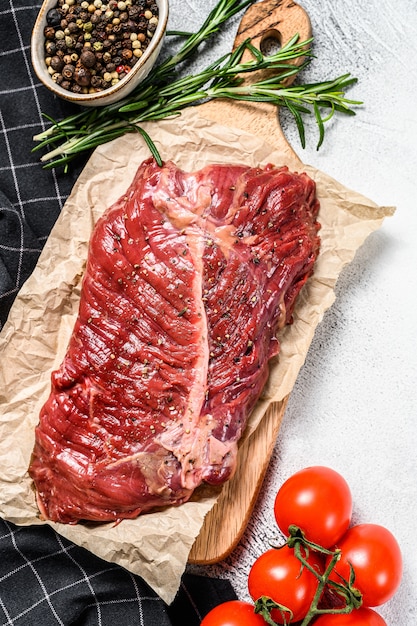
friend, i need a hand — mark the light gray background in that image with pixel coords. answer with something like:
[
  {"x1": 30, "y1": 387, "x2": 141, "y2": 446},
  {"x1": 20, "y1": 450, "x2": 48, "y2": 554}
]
[{"x1": 165, "y1": 1, "x2": 417, "y2": 623}]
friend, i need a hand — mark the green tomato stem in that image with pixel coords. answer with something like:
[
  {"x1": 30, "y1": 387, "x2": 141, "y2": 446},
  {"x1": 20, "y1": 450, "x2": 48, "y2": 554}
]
[
  {"x1": 254, "y1": 526, "x2": 363, "y2": 625},
  {"x1": 291, "y1": 527, "x2": 363, "y2": 625}
]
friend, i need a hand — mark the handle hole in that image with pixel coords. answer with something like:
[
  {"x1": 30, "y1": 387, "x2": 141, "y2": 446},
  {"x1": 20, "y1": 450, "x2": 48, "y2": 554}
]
[{"x1": 260, "y1": 29, "x2": 282, "y2": 56}]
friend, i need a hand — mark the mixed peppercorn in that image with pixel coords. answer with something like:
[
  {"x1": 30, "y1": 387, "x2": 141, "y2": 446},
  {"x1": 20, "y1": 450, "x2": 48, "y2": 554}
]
[{"x1": 43, "y1": 0, "x2": 159, "y2": 93}]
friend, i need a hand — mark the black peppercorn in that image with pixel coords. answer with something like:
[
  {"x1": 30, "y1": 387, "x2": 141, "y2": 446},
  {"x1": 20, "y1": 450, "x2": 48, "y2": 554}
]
[
  {"x1": 55, "y1": 39, "x2": 67, "y2": 52},
  {"x1": 62, "y1": 64, "x2": 75, "y2": 79},
  {"x1": 50, "y1": 55, "x2": 65, "y2": 72},
  {"x1": 74, "y1": 65, "x2": 91, "y2": 86},
  {"x1": 45, "y1": 40, "x2": 57, "y2": 55},
  {"x1": 128, "y1": 6, "x2": 141, "y2": 19},
  {"x1": 121, "y1": 48, "x2": 133, "y2": 61},
  {"x1": 80, "y1": 49, "x2": 96, "y2": 68},
  {"x1": 46, "y1": 8, "x2": 61, "y2": 27},
  {"x1": 68, "y1": 22, "x2": 79, "y2": 33},
  {"x1": 125, "y1": 19, "x2": 137, "y2": 32},
  {"x1": 91, "y1": 75, "x2": 103, "y2": 88},
  {"x1": 44, "y1": 26, "x2": 56, "y2": 39}
]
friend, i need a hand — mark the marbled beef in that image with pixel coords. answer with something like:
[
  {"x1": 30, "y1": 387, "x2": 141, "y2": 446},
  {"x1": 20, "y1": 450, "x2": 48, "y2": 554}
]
[{"x1": 29, "y1": 158, "x2": 320, "y2": 523}]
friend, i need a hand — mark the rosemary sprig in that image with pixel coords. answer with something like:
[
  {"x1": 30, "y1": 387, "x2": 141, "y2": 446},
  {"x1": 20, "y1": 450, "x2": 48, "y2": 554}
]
[
  {"x1": 158, "y1": 0, "x2": 256, "y2": 74},
  {"x1": 33, "y1": 0, "x2": 362, "y2": 170}
]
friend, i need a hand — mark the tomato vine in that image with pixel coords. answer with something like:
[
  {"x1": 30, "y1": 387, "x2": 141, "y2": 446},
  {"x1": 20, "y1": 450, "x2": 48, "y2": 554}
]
[
  {"x1": 253, "y1": 525, "x2": 363, "y2": 625},
  {"x1": 201, "y1": 466, "x2": 402, "y2": 626}
]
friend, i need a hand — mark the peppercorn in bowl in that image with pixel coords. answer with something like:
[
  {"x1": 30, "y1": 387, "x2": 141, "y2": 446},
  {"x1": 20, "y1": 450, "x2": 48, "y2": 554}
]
[{"x1": 31, "y1": 0, "x2": 168, "y2": 106}]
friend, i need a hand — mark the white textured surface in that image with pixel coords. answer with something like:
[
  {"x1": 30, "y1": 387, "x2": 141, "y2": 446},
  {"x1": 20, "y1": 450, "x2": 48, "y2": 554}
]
[{"x1": 167, "y1": 0, "x2": 417, "y2": 623}]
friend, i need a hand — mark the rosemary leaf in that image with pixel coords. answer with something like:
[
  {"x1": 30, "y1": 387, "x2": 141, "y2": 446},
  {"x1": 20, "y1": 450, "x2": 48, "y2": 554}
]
[
  {"x1": 285, "y1": 99, "x2": 307, "y2": 148},
  {"x1": 134, "y1": 126, "x2": 163, "y2": 166},
  {"x1": 313, "y1": 101, "x2": 325, "y2": 149}
]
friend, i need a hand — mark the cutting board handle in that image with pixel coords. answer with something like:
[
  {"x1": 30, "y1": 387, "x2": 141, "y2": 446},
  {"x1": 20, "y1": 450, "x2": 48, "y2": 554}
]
[
  {"x1": 234, "y1": 0, "x2": 311, "y2": 74},
  {"x1": 198, "y1": 0, "x2": 312, "y2": 164}
]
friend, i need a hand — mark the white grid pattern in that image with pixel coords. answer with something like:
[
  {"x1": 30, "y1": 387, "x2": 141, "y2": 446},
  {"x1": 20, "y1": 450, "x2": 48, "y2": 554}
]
[
  {"x1": 0, "y1": 520, "x2": 175, "y2": 625},
  {"x1": 0, "y1": 519, "x2": 235, "y2": 624}
]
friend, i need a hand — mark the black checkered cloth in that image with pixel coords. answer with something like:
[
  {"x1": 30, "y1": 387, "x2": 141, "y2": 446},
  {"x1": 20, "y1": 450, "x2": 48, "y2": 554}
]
[{"x1": 0, "y1": 2, "x2": 236, "y2": 623}]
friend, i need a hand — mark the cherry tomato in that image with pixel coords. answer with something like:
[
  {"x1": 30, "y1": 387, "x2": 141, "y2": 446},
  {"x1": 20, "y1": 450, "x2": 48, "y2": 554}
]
[
  {"x1": 247, "y1": 545, "x2": 322, "y2": 624},
  {"x1": 314, "y1": 607, "x2": 387, "y2": 625},
  {"x1": 274, "y1": 466, "x2": 352, "y2": 548},
  {"x1": 200, "y1": 600, "x2": 265, "y2": 626},
  {"x1": 328, "y1": 523, "x2": 402, "y2": 607}
]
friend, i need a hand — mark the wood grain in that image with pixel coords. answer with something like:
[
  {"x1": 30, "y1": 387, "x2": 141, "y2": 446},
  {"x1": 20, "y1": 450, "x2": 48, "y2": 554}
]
[
  {"x1": 188, "y1": 0, "x2": 311, "y2": 564},
  {"x1": 189, "y1": 398, "x2": 288, "y2": 563}
]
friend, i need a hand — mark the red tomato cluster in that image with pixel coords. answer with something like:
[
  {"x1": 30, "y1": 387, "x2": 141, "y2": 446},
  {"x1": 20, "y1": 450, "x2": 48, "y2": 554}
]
[
  {"x1": 273, "y1": 467, "x2": 402, "y2": 613},
  {"x1": 201, "y1": 466, "x2": 403, "y2": 626}
]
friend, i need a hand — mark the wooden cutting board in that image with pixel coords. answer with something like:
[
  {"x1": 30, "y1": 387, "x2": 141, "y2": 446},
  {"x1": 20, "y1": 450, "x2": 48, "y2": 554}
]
[{"x1": 188, "y1": 0, "x2": 312, "y2": 564}]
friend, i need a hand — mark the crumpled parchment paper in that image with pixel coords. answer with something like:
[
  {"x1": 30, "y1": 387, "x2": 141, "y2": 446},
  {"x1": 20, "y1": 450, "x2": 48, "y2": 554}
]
[{"x1": 0, "y1": 108, "x2": 394, "y2": 604}]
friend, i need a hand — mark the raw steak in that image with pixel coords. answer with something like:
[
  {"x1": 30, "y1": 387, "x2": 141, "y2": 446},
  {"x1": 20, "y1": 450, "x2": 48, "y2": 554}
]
[{"x1": 29, "y1": 158, "x2": 320, "y2": 524}]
